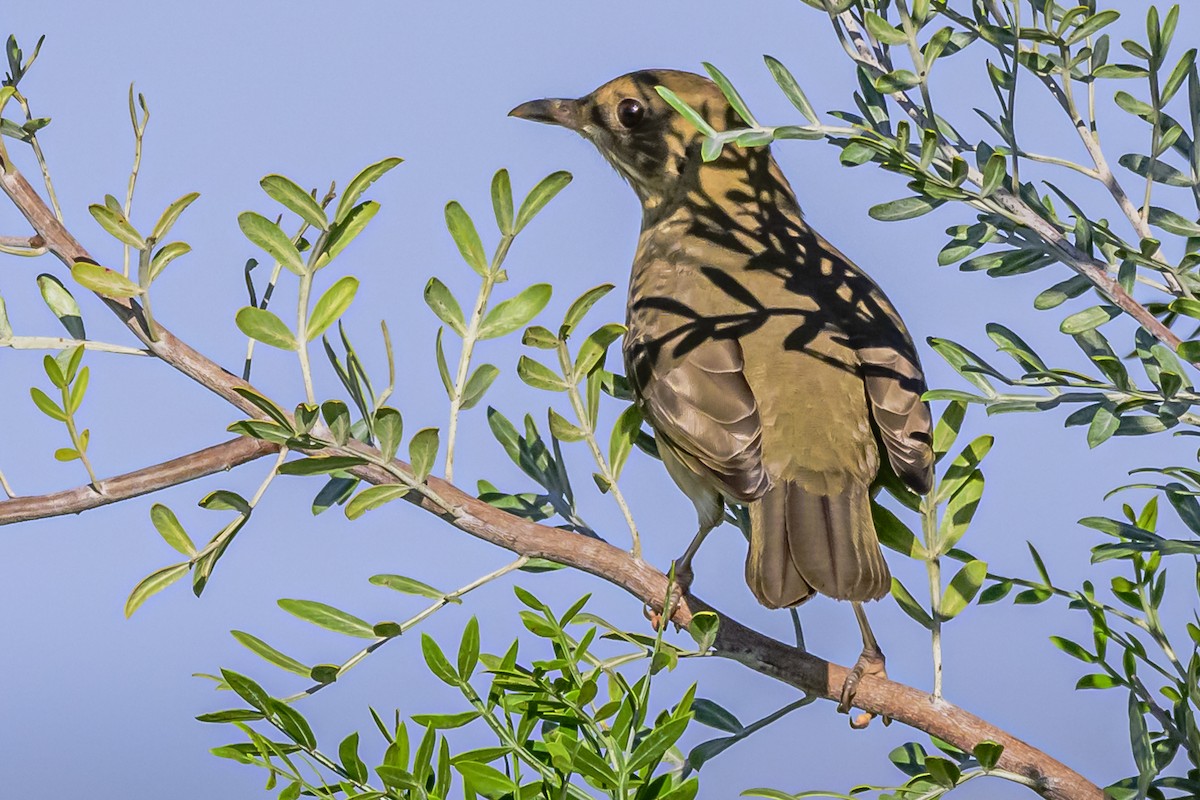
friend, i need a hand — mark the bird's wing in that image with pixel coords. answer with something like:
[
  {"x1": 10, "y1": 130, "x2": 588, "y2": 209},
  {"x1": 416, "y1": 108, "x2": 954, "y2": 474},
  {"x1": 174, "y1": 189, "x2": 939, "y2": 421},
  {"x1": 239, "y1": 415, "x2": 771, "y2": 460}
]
[
  {"x1": 627, "y1": 336, "x2": 770, "y2": 503},
  {"x1": 859, "y1": 339, "x2": 935, "y2": 496}
]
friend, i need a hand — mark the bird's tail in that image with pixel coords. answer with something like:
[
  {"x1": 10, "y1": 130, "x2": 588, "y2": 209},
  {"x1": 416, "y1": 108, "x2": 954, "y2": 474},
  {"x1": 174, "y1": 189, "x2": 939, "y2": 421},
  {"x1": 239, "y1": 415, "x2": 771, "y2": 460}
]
[{"x1": 745, "y1": 480, "x2": 890, "y2": 608}]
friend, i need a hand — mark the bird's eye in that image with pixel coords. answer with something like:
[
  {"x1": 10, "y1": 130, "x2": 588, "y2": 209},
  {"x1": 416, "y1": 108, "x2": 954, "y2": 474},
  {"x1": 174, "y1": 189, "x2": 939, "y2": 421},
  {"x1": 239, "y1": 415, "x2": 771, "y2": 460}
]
[{"x1": 616, "y1": 98, "x2": 645, "y2": 129}]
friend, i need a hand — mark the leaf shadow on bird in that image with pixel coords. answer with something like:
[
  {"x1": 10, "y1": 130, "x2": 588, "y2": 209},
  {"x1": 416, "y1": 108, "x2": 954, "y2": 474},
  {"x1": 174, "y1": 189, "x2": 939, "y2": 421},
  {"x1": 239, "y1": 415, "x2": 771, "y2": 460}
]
[{"x1": 511, "y1": 69, "x2": 934, "y2": 727}]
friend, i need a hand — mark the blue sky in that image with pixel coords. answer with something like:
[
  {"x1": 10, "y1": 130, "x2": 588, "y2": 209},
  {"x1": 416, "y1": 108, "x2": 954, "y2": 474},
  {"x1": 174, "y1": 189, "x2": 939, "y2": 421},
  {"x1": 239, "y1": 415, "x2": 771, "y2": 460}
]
[{"x1": 0, "y1": 1, "x2": 1187, "y2": 797}]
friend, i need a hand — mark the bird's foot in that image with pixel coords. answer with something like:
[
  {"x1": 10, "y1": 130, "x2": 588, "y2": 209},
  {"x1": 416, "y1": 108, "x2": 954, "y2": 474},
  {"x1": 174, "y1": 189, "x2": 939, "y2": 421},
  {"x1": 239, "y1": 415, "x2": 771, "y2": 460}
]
[
  {"x1": 837, "y1": 649, "x2": 889, "y2": 729},
  {"x1": 643, "y1": 560, "x2": 694, "y2": 632}
]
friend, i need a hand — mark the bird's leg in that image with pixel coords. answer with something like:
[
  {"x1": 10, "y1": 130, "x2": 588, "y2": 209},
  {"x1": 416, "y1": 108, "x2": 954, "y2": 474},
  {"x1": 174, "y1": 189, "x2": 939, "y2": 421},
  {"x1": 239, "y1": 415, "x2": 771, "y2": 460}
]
[
  {"x1": 645, "y1": 521, "x2": 717, "y2": 631},
  {"x1": 837, "y1": 601, "x2": 889, "y2": 729}
]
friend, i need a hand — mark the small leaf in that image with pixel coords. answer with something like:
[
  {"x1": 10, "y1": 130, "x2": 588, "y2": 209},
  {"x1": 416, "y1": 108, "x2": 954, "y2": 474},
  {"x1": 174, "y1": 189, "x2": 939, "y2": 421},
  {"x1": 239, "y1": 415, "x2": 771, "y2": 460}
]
[
  {"x1": 375, "y1": 406, "x2": 404, "y2": 461},
  {"x1": 940, "y1": 559, "x2": 988, "y2": 619},
  {"x1": 869, "y1": 196, "x2": 943, "y2": 221},
  {"x1": 238, "y1": 211, "x2": 304, "y2": 275},
  {"x1": 561, "y1": 284, "x2": 615, "y2": 336},
  {"x1": 1060, "y1": 305, "x2": 1120, "y2": 334},
  {"x1": 891, "y1": 578, "x2": 933, "y2": 629},
  {"x1": 1147, "y1": 206, "x2": 1200, "y2": 237},
  {"x1": 515, "y1": 170, "x2": 572, "y2": 234},
  {"x1": 307, "y1": 276, "x2": 358, "y2": 341},
  {"x1": 345, "y1": 485, "x2": 409, "y2": 520},
  {"x1": 688, "y1": 611, "x2": 719, "y2": 651},
  {"x1": 235, "y1": 307, "x2": 297, "y2": 350},
  {"x1": 335, "y1": 157, "x2": 402, "y2": 224},
  {"x1": 89, "y1": 203, "x2": 145, "y2": 249},
  {"x1": 278, "y1": 455, "x2": 369, "y2": 476},
  {"x1": 460, "y1": 364, "x2": 499, "y2": 410},
  {"x1": 444, "y1": 201, "x2": 488, "y2": 274},
  {"x1": 478, "y1": 283, "x2": 552, "y2": 339},
  {"x1": 973, "y1": 740, "x2": 1004, "y2": 770},
  {"x1": 261, "y1": 175, "x2": 327, "y2": 230},
  {"x1": 71, "y1": 262, "x2": 143, "y2": 298},
  {"x1": 457, "y1": 616, "x2": 480, "y2": 679},
  {"x1": 608, "y1": 403, "x2": 643, "y2": 480},
  {"x1": 370, "y1": 574, "x2": 451, "y2": 600},
  {"x1": 421, "y1": 634, "x2": 459, "y2": 686},
  {"x1": 124, "y1": 562, "x2": 189, "y2": 617},
  {"x1": 763, "y1": 55, "x2": 818, "y2": 123},
  {"x1": 231, "y1": 630, "x2": 311, "y2": 677},
  {"x1": 149, "y1": 241, "x2": 191, "y2": 281},
  {"x1": 277, "y1": 598, "x2": 375, "y2": 638},
  {"x1": 408, "y1": 428, "x2": 440, "y2": 481},
  {"x1": 453, "y1": 762, "x2": 516, "y2": 798},
  {"x1": 150, "y1": 191, "x2": 201, "y2": 241},
  {"x1": 30, "y1": 387, "x2": 66, "y2": 421},
  {"x1": 491, "y1": 169, "x2": 514, "y2": 235},
  {"x1": 692, "y1": 698, "x2": 743, "y2": 733},
  {"x1": 36, "y1": 274, "x2": 85, "y2": 339},
  {"x1": 317, "y1": 201, "x2": 379, "y2": 268},
  {"x1": 150, "y1": 504, "x2": 196, "y2": 556},
  {"x1": 517, "y1": 356, "x2": 566, "y2": 391},
  {"x1": 423, "y1": 278, "x2": 466, "y2": 336}
]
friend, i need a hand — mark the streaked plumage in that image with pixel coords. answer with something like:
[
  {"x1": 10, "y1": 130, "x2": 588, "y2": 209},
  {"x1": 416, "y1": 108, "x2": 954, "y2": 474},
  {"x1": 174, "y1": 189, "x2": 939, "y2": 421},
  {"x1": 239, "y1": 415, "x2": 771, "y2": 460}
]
[{"x1": 511, "y1": 70, "x2": 933, "y2": 717}]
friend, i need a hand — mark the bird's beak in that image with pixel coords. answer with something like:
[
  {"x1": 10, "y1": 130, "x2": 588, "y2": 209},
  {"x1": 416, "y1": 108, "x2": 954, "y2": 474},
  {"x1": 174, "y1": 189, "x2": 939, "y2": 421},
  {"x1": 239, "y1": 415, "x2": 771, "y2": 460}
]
[{"x1": 508, "y1": 98, "x2": 582, "y2": 131}]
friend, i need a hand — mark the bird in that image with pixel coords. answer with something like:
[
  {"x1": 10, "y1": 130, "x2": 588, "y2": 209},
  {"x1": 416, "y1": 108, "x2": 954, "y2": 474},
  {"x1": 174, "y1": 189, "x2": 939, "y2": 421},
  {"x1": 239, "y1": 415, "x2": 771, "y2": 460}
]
[{"x1": 510, "y1": 69, "x2": 934, "y2": 723}]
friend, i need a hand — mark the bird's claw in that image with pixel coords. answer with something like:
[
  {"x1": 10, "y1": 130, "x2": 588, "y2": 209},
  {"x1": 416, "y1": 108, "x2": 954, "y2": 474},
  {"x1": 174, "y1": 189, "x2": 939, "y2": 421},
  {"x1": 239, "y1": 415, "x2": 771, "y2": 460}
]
[
  {"x1": 837, "y1": 649, "x2": 888, "y2": 729},
  {"x1": 643, "y1": 561, "x2": 694, "y2": 633}
]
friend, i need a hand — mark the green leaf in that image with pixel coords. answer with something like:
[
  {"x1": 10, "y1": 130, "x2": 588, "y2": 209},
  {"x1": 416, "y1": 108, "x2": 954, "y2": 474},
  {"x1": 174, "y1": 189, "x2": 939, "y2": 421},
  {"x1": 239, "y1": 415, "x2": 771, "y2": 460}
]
[
  {"x1": 71, "y1": 262, "x2": 143, "y2": 298},
  {"x1": 423, "y1": 278, "x2": 466, "y2": 336},
  {"x1": 150, "y1": 503, "x2": 196, "y2": 556},
  {"x1": 1087, "y1": 403, "x2": 1120, "y2": 448},
  {"x1": 261, "y1": 175, "x2": 327, "y2": 231},
  {"x1": 763, "y1": 55, "x2": 818, "y2": 124},
  {"x1": 479, "y1": 283, "x2": 552, "y2": 339},
  {"x1": 408, "y1": 428, "x2": 440, "y2": 482},
  {"x1": 688, "y1": 611, "x2": 720, "y2": 651},
  {"x1": 1060, "y1": 305, "x2": 1120, "y2": 334},
  {"x1": 234, "y1": 387, "x2": 292, "y2": 428},
  {"x1": 515, "y1": 170, "x2": 572, "y2": 234},
  {"x1": 460, "y1": 364, "x2": 499, "y2": 411},
  {"x1": 53, "y1": 448, "x2": 79, "y2": 462},
  {"x1": 421, "y1": 634, "x2": 459, "y2": 685},
  {"x1": 940, "y1": 559, "x2": 988, "y2": 619},
  {"x1": 702, "y1": 62, "x2": 757, "y2": 125},
  {"x1": 277, "y1": 598, "x2": 375, "y2": 638},
  {"x1": 124, "y1": 562, "x2": 189, "y2": 617},
  {"x1": 345, "y1": 485, "x2": 409, "y2": 520},
  {"x1": 231, "y1": 630, "x2": 311, "y2": 676},
  {"x1": 1067, "y1": 10, "x2": 1120, "y2": 44},
  {"x1": 874, "y1": 69, "x2": 921, "y2": 92},
  {"x1": 980, "y1": 152, "x2": 1007, "y2": 196},
  {"x1": 491, "y1": 169, "x2": 514, "y2": 235},
  {"x1": 235, "y1": 307, "x2": 297, "y2": 350},
  {"x1": 369, "y1": 573, "x2": 451, "y2": 600},
  {"x1": 199, "y1": 489, "x2": 251, "y2": 514},
  {"x1": 1147, "y1": 206, "x2": 1200, "y2": 237},
  {"x1": 655, "y1": 86, "x2": 718, "y2": 138},
  {"x1": 692, "y1": 698, "x2": 743, "y2": 733},
  {"x1": 628, "y1": 716, "x2": 690, "y2": 773},
  {"x1": 869, "y1": 196, "x2": 943, "y2": 221},
  {"x1": 317, "y1": 201, "x2": 379, "y2": 268},
  {"x1": 220, "y1": 669, "x2": 272, "y2": 712},
  {"x1": 517, "y1": 355, "x2": 567, "y2": 391},
  {"x1": 1076, "y1": 673, "x2": 1121, "y2": 689},
  {"x1": 457, "y1": 616, "x2": 480, "y2": 679},
  {"x1": 1119, "y1": 154, "x2": 1194, "y2": 187},
  {"x1": 149, "y1": 241, "x2": 191, "y2": 281},
  {"x1": 453, "y1": 762, "x2": 516, "y2": 798},
  {"x1": 561, "y1": 284, "x2": 614, "y2": 336},
  {"x1": 865, "y1": 11, "x2": 909, "y2": 45},
  {"x1": 375, "y1": 406, "x2": 403, "y2": 461},
  {"x1": 872, "y1": 502, "x2": 926, "y2": 558},
  {"x1": 338, "y1": 732, "x2": 368, "y2": 783},
  {"x1": 548, "y1": 408, "x2": 585, "y2": 442},
  {"x1": 30, "y1": 387, "x2": 66, "y2": 421},
  {"x1": 89, "y1": 203, "x2": 145, "y2": 250},
  {"x1": 335, "y1": 157, "x2": 402, "y2": 224},
  {"x1": 973, "y1": 740, "x2": 1004, "y2": 770},
  {"x1": 574, "y1": 322, "x2": 626, "y2": 378},
  {"x1": 36, "y1": 274, "x2": 85, "y2": 339},
  {"x1": 891, "y1": 578, "x2": 933, "y2": 629},
  {"x1": 278, "y1": 455, "x2": 369, "y2": 476},
  {"x1": 1034, "y1": 274, "x2": 1092, "y2": 310},
  {"x1": 150, "y1": 191, "x2": 200, "y2": 241},
  {"x1": 609, "y1": 404, "x2": 643, "y2": 480},
  {"x1": 925, "y1": 756, "x2": 961, "y2": 788},
  {"x1": 307, "y1": 276, "x2": 358, "y2": 341},
  {"x1": 238, "y1": 211, "x2": 304, "y2": 275},
  {"x1": 411, "y1": 710, "x2": 482, "y2": 730},
  {"x1": 444, "y1": 201, "x2": 488, "y2": 275},
  {"x1": 522, "y1": 325, "x2": 558, "y2": 349},
  {"x1": 939, "y1": 470, "x2": 984, "y2": 552}
]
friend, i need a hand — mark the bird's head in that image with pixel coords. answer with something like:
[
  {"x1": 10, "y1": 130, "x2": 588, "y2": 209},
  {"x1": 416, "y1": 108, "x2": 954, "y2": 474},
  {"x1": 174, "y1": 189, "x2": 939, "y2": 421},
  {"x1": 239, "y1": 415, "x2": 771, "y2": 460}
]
[{"x1": 509, "y1": 69, "x2": 738, "y2": 207}]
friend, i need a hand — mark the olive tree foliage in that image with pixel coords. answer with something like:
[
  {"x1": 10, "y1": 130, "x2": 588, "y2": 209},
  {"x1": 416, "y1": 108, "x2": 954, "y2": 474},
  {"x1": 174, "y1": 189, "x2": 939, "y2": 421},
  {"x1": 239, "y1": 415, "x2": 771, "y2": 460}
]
[{"x1": 0, "y1": 0, "x2": 1197, "y2": 798}]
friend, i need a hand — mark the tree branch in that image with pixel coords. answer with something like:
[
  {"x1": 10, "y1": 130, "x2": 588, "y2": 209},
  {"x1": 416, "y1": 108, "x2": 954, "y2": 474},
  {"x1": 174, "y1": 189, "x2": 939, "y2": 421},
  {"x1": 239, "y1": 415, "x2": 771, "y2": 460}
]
[
  {"x1": 0, "y1": 157, "x2": 1102, "y2": 800},
  {"x1": 0, "y1": 437, "x2": 278, "y2": 525}
]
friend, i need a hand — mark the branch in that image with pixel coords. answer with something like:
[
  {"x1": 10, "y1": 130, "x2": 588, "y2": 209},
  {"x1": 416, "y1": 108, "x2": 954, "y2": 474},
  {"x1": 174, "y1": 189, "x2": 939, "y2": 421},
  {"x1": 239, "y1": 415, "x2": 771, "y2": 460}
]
[
  {"x1": 0, "y1": 158, "x2": 1102, "y2": 800},
  {"x1": 0, "y1": 437, "x2": 277, "y2": 525}
]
